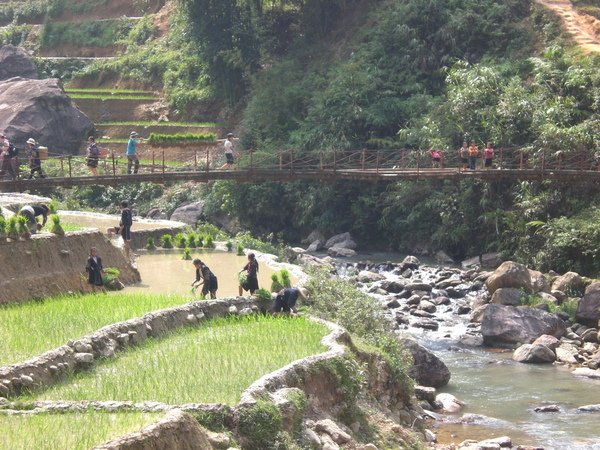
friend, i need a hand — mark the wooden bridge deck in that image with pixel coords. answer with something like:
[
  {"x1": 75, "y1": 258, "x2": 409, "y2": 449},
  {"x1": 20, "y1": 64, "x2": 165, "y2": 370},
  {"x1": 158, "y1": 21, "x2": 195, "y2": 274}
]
[{"x1": 1, "y1": 167, "x2": 599, "y2": 193}]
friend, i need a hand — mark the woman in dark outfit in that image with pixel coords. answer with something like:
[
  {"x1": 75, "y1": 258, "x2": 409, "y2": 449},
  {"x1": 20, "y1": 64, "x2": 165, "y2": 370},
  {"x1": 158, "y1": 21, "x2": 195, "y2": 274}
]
[
  {"x1": 85, "y1": 247, "x2": 104, "y2": 287},
  {"x1": 238, "y1": 253, "x2": 259, "y2": 296},
  {"x1": 191, "y1": 259, "x2": 218, "y2": 299}
]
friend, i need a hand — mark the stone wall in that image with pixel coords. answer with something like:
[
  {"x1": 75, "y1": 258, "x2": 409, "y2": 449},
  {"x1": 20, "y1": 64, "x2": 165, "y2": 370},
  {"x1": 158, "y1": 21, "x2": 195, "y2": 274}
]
[
  {"x1": 0, "y1": 297, "x2": 270, "y2": 397},
  {"x1": 0, "y1": 230, "x2": 140, "y2": 305}
]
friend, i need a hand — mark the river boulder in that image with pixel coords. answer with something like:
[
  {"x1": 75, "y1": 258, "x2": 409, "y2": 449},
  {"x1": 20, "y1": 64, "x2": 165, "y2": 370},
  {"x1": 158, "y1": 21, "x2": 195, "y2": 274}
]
[
  {"x1": 529, "y1": 269, "x2": 549, "y2": 294},
  {"x1": 324, "y1": 232, "x2": 357, "y2": 250},
  {"x1": 481, "y1": 304, "x2": 567, "y2": 347},
  {"x1": 576, "y1": 282, "x2": 600, "y2": 327},
  {"x1": 552, "y1": 271, "x2": 586, "y2": 294},
  {"x1": 485, "y1": 261, "x2": 533, "y2": 295},
  {"x1": 302, "y1": 230, "x2": 325, "y2": 245},
  {"x1": 0, "y1": 45, "x2": 38, "y2": 80},
  {"x1": 0, "y1": 77, "x2": 93, "y2": 154},
  {"x1": 170, "y1": 201, "x2": 205, "y2": 225},
  {"x1": 401, "y1": 255, "x2": 421, "y2": 270},
  {"x1": 512, "y1": 344, "x2": 556, "y2": 363},
  {"x1": 400, "y1": 338, "x2": 451, "y2": 388},
  {"x1": 490, "y1": 287, "x2": 522, "y2": 306}
]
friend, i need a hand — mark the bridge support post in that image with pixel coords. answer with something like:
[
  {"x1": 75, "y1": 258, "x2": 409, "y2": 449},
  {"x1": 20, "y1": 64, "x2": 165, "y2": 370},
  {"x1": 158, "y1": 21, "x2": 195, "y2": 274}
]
[
  {"x1": 60, "y1": 156, "x2": 64, "y2": 177},
  {"x1": 68, "y1": 156, "x2": 72, "y2": 179},
  {"x1": 206, "y1": 148, "x2": 210, "y2": 173},
  {"x1": 152, "y1": 150, "x2": 155, "y2": 173},
  {"x1": 162, "y1": 150, "x2": 165, "y2": 175},
  {"x1": 361, "y1": 149, "x2": 366, "y2": 170},
  {"x1": 401, "y1": 149, "x2": 405, "y2": 169},
  {"x1": 290, "y1": 149, "x2": 293, "y2": 172},
  {"x1": 250, "y1": 149, "x2": 253, "y2": 170},
  {"x1": 112, "y1": 152, "x2": 116, "y2": 176},
  {"x1": 519, "y1": 150, "x2": 524, "y2": 170},
  {"x1": 194, "y1": 149, "x2": 197, "y2": 171},
  {"x1": 279, "y1": 152, "x2": 283, "y2": 170},
  {"x1": 320, "y1": 151, "x2": 323, "y2": 171},
  {"x1": 333, "y1": 149, "x2": 337, "y2": 172},
  {"x1": 376, "y1": 151, "x2": 380, "y2": 174}
]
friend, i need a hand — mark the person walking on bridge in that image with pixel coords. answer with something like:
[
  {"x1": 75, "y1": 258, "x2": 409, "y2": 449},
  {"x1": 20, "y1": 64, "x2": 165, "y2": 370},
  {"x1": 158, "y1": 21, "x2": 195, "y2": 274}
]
[
  {"x1": 0, "y1": 133, "x2": 18, "y2": 180},
  {"x1": 429, "y1": 148, "x2": 443, "y2": 168},
  {"x1": 458, "y1": 142, "x2": 469, "y2": 170},
  {"x1": 219, "y1": 133, "x2": 238, "y2": 170},
  {"x1": 26, "y1": 138, "x2": 46, "y2": 179},
  {"x1": 126, "y1": 131, "x2": 141, "y2": 175},
  {"x1": 86, "y1": 136, "x2": 100, "y2": 176},
  {"x1": 468, "y1": 142, "x2": 479, "y2": 170},
  {"x1": 483, "y1": 142, "x2": 494, "y2": 169}
]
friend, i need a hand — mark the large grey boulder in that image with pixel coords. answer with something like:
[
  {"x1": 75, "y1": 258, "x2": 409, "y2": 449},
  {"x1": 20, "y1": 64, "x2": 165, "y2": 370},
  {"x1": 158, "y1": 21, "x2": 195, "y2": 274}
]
[
  {"x1": 327, "y1": 247, "x2": 356, "y2": 258},
  {"x1": 0, "y1": 77, "x2": 92, "y2": 154},
  {"x1": 170, "y1": 201, "x2": 205, "y2": 225},
  {"x1": 513, "y1": 344, "x2": 556, "y2": 363},
  {"x1": 325, "y1": 232, "x2": 357, "y2": 250},
  {"x1": 400, "y1": 338, "x2": 450, "y2": 388},
  {"x1": 576, "y1": 282, "x2": 600, "y2": 327},
  {"x1": 302, "y1": 230, "x2": 325, "y2": 245},
  {"x1": 529, "y1": 269, "x2": 549, "y2": 294},
  {"x1": 481, "y1": 304, "x2": 567, "y2": 347},
  {"x1": 0, "y1": 45, "x2": 38, "y2": 80},
  {"x1": 485, "y1": 261, "x2": 533, "y2": 295},
  {"x1": 552, "y1": 271, "x2": 585, "y2": 294},
  {"x1": 490, "y1": 287, "x2": 522, "y2": 306}
]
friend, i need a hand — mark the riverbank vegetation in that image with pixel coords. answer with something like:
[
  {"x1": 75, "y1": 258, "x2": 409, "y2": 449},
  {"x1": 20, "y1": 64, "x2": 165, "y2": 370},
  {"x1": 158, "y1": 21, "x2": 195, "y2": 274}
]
[
  {"x1": 0, "y1": 411, "x2": 160, "y2": 450},
  {"x1": 32, "y1": 315, "x2": 327, "y2": 405},
  {"x1": 0, "y1": 292, "x2": 191, "y2": 366}
]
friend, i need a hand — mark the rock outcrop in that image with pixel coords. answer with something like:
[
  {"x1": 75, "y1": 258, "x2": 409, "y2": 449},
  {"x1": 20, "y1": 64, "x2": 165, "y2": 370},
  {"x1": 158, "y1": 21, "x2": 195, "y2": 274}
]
[
  {"x1": 481, "y1": 304, "x2": 567, "y2": 347},
  {"x1": 576, "y1": 282, "x2": 600, "y2": 326},
  {"x1": 485, "y1": 261, "x2": 533, "y2": 295},
  {"x1": 0, "y1": 45, "x2": 38, "y2": 80},
  {"x1": 0, "y1": 77, "x2": 93, "y2": 154},
  {"x1": 169, "y1": 201, "x2": 205, "y2": 225},
  {"x1": 400, "y1": 338, "x2": 451, "y2": 388}
]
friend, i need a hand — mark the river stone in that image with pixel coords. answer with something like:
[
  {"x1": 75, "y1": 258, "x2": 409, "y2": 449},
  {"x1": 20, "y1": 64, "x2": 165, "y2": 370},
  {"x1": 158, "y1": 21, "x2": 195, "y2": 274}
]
[
  {"x1": 412, "y1": 319, "x2": 439, "y2": 330},
  {"x1": 414, "y1": 385, "x2": 436, "y2": 403},
  {"x1": 481, "y1": 304, "x2": 567, "y2": 346},
  {"x1": 419, "y1": 300, "x2": 436, "y2": 313},
  {"x1": 405, "y1": 282, "x2": 432, "y2": 293},
  {"x1": 435, "y1": 250, "x2": 454, "y2": 264},
  {"x1": 400, "y1": 338, "x2": 450, "y2": 388},
  {"x1": 577, "y1": 403, "x2": 600, "y2": 412},
  {"x1": 401, "y1": 255, "x2": 421, "y2": 270},
  {"x1": 556, "y1": 343, "x2": 579, "y2": 364},
  {"x1": 386, "y1": 299, "x2": 401, "y2": 309},
  {"x1": 435, "y1": 393, "x2": 463, "y2": 413},
  {"x1": 490, "y1": 288, "x2": 522, "y2": 306},
  {"x1": 512, "y1": 344, "x2": 556, "y2": 363},
  {"x1": 314, "y1": 419, "x2": 351, "y2": 444},
  {"x1": 0, "y1": 45, "x2": 38, "y2": 80},
  {"x1": 576, "y1": 282, "x2": 600, "y2": 326},
  {"x1": 534, "y1": 404, "x2": 560, "y2": 412},
  {"x1": 380, "y1": 280, "x2": 405, "y2": 293},
  {"x1": 552, "y1": 271, "x2": 585, "y2": 294},
  {"x1": 306, "y1": 240, "x2": 323, "y2": 252},
  {"x1": 581, "y1": 328, "x2": 598, "y2": 343},
  {"x1": 572, "y1": 368, "x2": 600, "y2": 379},
  {"x1": 169, "y1": 201, "x2": 205, "y2": 225},
  {"x1": 529, "y1": 269, "x2": 549, "y2": 294},
  {"x1": 301, "y1": 230, "x2": 325, "y2": 245},
  {"x1": 485, "y1": 261, "x2": 533, "y2": 295},
  {"x1": 328, "y1": 247, "x2": 356, "y2": 257},
  {"x1": 533, "y1": 334, "x2": 561, "y2": 351},
  {"x1": 357, "y1": 270, "x2": 385, "y2": 283},
  {"x1": 0, "y1": 77, "x2": 93, "y2": 154},
  {"x1": 324, "y1": 232, "x2": 356, "y2": 250}
]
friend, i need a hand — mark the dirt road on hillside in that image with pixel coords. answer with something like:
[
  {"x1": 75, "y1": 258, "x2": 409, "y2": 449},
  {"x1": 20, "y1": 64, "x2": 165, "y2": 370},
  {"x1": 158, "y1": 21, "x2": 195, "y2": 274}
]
[{"x1": 535, "y1": 0, "x2": 600, "y2": 52}]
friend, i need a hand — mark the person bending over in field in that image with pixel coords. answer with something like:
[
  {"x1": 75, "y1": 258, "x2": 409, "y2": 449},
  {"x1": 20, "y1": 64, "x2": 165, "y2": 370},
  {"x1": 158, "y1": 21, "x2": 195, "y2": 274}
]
[
  {"x1": 191, "y1": 259, "x2": 218, "y2": 299},
  {"x1": 272, "y1": 287, "x2": 309, "y2": 315}
]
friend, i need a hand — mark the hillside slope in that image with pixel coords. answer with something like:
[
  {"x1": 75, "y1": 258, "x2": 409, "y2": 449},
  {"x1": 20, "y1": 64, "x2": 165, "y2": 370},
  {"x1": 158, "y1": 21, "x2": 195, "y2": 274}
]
[{"x1": 535, "y1": 0, "x2": 600, "y2": 52}]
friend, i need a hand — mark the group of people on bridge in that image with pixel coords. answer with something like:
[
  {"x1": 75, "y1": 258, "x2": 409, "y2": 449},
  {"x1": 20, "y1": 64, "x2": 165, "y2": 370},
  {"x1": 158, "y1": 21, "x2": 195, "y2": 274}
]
[{"x1": 429, "y1": 142, "x2": 495, "y2": 170}]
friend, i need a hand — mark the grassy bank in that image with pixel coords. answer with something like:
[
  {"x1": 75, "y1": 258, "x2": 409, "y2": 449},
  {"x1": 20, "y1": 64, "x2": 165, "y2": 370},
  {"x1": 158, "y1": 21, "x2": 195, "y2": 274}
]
[
  {"x1": 33, "y1": 315, "x2": 327, "y2": 405},
  {"x1": 0, "y1": 411, "x2": 160, "y2": 450},
  {"x1": 0, "y1": 292, "x2": 192, "y2": 367}
]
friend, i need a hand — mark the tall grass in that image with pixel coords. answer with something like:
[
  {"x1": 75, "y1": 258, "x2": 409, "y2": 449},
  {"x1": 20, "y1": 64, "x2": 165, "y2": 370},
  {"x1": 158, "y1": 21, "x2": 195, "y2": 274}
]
[
  {"x1": 1, "y1": 412, "x2": 160, "y2": 450},
  {"x1": 34, "y1": 315, "x2": 327, "y2": 405},
  {"x1": 0, "y1": 292, "x2": 191, "y2": 366}
]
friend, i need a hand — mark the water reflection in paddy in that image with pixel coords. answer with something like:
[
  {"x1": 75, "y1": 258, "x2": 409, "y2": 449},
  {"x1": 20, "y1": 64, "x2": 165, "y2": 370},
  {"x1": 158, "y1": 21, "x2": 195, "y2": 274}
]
[{"x1": 126, "y1": 252, "x2": 283, "y2": 298}]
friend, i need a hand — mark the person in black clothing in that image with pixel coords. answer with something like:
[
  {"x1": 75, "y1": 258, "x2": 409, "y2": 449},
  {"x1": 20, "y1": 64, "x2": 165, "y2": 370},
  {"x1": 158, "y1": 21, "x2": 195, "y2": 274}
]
[
  {"x1": 85, "y1": 247, "x2": 104, "y2": 288},
  {"x1": 119, "y1": 200, "x2": 133, "y2": 259},
  {"x1": 238, "y1": 252, "x2": 259, "y2": 296},
  {"x1": 272, "y1": 287, "x2": 309, "y2": 315},
  {"x1": 191, "y1": 259, "x2": 218, "y2": 299},
  {"x1": 18, "y1": 204, "x2": 49, "y2": 233},
  {"x1": 0, "y1": 134, "x2": 18, "y2": 180},
  {"x1": 26, "y1": 138, "x2": 45, "y2": 179}
]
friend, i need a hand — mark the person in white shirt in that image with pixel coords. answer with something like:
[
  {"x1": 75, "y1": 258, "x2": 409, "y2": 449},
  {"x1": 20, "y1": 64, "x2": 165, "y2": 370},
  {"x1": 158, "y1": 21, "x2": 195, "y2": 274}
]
[{"x1": 219, "y1": 133, "x2": 238, "y2": 169}]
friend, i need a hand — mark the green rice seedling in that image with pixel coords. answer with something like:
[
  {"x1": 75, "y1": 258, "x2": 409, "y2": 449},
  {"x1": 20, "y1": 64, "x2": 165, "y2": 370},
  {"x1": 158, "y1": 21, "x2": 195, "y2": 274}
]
[
  {"x1": 49, "y1": 214, "x2": 65, "y2": 236},
  {"x1": 237, "y1": 244, "x2": 244, "y2": 256},
  {"x1": 182, "y1": 247, "x2": 192, "y2": 260},
  {"x1": 102, "y1": 268, "x2": 121, "y2": 287},
  {"x1": 187, "y1": 233, "x2": 197, "y2": 248},
  {"x1": 17, "y1": 215, "x2": 29, "y2": 237},
  {"x1": 7, "y1": 216, "x2": 18, "y2": 240},
  {"x1": 175, "y1": 233, "x2": 187, "y2": 249},
  {"x1": 255, "y1": 288, "x2": 272, "y2": 301},
  {"x1": 195, "y1": 222, "x2": 229, "y2": 240},
  {"x1": 160, "y1": 234, "x2": 173, "y2": 248},
  {"x1": 0, "y1": 292, "x2": 191, "y2": 366},
  {"x1": 145, "y1": 237, "x2": 156, "y2": 251},
  {"x1": 204, "y1": 235, "x2": 214, "y2": 248},
  {"x1": 238, "y1": 271, "x2": 248, "y2": 286},
  {"x1": 34, "y1": 315, "x2": 327, "y2": 405},
  {"x1": 67, "y1": 94, "x2": 158, "y2": 101},
  {"x1": 0, "y1": 216, "x2": 6, "y2": 239},
  {"x1": 47, "y1": 199, "x2": 58, "y2": 214},
  {"x1": 270, "y1": 273, "x2": 284, "y2": 292},
  {"x1": 279, "y1": 269, "x2": 291, "y2": 288},
  {"x1": 147, "y1": 132, "x2": 216, "y2": 145},
  {"x1": 226, "y1": 240, "x2": 233, "y2": 252},
  {"x1": 0, "y1": 411, "x2": 160, "y2": 450}
]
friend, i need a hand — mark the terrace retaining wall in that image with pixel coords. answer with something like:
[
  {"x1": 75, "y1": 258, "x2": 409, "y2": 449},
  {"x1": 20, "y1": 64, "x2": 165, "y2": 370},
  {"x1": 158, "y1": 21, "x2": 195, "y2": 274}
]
[
  {"x1": 0, "y1": 230, "x2": 140, "y2": 305},
  {"x1": 0, "y1": 297, "x2": 270, "y2": 398}
]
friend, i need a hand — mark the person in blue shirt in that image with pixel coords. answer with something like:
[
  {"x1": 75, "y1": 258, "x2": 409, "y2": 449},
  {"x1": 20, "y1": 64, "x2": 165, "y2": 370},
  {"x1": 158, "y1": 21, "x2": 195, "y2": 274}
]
[{"x1": 126, "y1": 131, "x2": 140, "y2": 174}]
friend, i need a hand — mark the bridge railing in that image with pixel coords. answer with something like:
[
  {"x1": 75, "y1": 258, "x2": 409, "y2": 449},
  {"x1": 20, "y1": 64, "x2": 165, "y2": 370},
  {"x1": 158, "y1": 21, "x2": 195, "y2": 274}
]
[{"x1": 2, "y1": 146, "x2": 600, "y2": 182}]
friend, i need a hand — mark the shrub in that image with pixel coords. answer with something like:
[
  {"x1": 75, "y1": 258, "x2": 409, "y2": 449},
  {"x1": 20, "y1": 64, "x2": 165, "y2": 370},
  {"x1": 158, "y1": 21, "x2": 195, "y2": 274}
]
[
  {"x1": 49, "y1": 214, "x2": 64, "y2": 236},
  {"x1": 182, "y1": 247, "x2": 192, "y2": 260},
  {"x1": 145, "y1": 237, "x2": 156, "y2": 251},
  {"x1": 237, "y1": 400, "x2": 283, "y2": 450},
  {"x1": 160, "y1": 234, "x2": 173, "y2": 248},
  {"x1": 175, "y1": 233, "x2": 187, "y2": 248},
  {"x1": 0, "y1": 216, "x2": 6, "y2": 237}
]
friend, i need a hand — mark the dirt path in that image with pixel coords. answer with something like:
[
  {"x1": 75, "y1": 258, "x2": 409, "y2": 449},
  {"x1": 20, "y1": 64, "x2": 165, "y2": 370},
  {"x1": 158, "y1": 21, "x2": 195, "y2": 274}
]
[{"x1": 535, "y1": 0, "x2": 600, "y2": 53}]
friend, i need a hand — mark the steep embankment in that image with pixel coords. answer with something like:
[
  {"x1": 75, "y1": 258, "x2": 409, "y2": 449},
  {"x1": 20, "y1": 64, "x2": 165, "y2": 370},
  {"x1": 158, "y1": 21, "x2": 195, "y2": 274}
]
[{"x1": 535, "y1": 0, "x2": 600, "y2": 52}]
